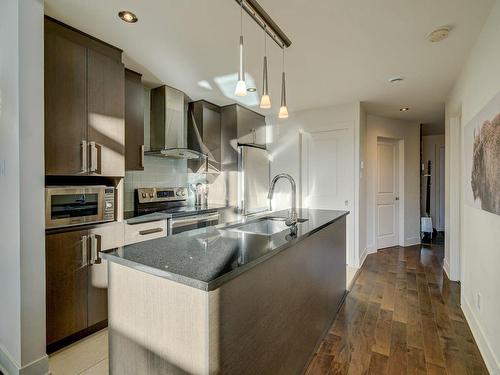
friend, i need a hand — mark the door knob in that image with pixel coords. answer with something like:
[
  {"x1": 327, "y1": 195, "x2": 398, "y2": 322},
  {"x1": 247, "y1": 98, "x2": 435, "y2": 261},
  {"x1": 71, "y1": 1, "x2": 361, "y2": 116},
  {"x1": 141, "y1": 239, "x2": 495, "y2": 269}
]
[{"x1": 395, "y1": 197, "x2": 400, "y2": 201}]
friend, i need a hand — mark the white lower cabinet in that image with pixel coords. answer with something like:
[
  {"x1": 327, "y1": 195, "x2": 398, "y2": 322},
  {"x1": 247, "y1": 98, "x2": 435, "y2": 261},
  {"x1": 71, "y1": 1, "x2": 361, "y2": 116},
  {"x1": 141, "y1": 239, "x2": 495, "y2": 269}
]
[{"x1": 124, "y1": 220, "x2": 168, "y2": 245}]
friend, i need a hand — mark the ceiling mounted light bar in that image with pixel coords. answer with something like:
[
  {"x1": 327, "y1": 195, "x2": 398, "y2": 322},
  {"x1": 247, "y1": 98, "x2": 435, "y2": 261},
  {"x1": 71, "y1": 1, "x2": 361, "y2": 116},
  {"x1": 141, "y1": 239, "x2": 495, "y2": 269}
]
[{"x1": 234, "y1": 0, "x2": 292, "y2": 48}]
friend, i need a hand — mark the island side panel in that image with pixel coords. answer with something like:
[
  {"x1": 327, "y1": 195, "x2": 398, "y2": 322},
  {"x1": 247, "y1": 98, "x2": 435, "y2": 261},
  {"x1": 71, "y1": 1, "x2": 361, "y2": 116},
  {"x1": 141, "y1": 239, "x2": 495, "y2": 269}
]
[
  {"x1": 108, "y1": 262, "x2": 210, "y2": 375},
  {"x1": 208, "y1": 216, "x2": 346, "y2": 375}
]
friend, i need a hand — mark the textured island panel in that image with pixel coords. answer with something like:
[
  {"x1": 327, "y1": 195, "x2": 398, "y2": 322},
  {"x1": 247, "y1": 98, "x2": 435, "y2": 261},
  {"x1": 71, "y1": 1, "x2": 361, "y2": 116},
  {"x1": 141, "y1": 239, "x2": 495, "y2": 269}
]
[
  {"x1": 108, "y1": 262, "x2": 209, "y2": 375},
  {"x1": 208, "y1": 216, "x2": 346, "y2": 375}
]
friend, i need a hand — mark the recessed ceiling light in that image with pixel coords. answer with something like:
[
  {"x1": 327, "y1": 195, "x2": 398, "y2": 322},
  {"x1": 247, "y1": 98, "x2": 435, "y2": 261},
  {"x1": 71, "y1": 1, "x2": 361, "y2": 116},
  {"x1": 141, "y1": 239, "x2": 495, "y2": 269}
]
[
  {"x1": 400, "y1": 107, "x2": 410, "y2": 112},
  {"x1": 388, "y1": 77, "x2": 404, "y2": 84},
  {"x1": 118, "y1": 11, "x2": 138, "y2": 23},
  {"x1": 247, "y1": 87, "x2": 257, "y2": 92},
  {"x1": 426, "y1": 26, "x2": 450, "y2": 42}
]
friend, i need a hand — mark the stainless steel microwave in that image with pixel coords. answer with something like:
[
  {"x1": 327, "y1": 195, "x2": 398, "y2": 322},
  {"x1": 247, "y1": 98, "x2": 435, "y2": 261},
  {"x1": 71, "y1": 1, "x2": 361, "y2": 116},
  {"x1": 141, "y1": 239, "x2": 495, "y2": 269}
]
[{"x1": 45, "y1": 186, "x2": 115, "y2": 229}]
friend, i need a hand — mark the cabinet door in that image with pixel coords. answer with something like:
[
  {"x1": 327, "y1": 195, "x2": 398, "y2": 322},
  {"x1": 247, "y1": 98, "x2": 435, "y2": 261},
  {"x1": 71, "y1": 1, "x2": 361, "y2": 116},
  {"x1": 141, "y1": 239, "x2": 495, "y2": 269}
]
[
  {"x1": 46, "y1": 229, "x2": 89, "y2": 345},
  {"x1": 44, "y1": 22, "x2": 88, "y2": 175},
  {"x1": 203, "y1": 104, "x2": 221, "y2": 170},
  {"x1": 125, "y1": 69, "x2": 144, "y2": 171},
  {"x1": 236, "y1": 106, "x2": 266, "y2": 147},
  {"x1": 87, "y1": 49, "x2": 125, "y2": 177},
  {"x1": 87, "y1": 222, "x2": 124, "y2": 326}
]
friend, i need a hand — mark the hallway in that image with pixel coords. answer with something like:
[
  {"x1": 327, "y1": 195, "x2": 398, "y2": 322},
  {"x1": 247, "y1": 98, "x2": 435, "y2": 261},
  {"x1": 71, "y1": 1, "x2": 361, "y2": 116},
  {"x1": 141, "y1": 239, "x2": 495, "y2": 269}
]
[{"x1": 306, "y1": 245, "x2": 489, "y2": 375}]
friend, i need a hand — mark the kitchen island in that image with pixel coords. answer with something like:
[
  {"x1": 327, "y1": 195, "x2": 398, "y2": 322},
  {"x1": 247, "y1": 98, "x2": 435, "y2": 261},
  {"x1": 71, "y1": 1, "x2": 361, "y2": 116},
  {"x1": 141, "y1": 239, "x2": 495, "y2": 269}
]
[{"x1": 102, "y1": 209, "x2": 348, "y2": 375}]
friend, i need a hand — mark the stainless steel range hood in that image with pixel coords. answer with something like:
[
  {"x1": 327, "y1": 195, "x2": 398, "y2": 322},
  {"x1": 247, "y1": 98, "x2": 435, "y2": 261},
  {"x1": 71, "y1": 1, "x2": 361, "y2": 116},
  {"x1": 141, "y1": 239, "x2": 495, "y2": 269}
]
[{"x1": 146, "y1": 85, "x2": 206, "y2": 160}]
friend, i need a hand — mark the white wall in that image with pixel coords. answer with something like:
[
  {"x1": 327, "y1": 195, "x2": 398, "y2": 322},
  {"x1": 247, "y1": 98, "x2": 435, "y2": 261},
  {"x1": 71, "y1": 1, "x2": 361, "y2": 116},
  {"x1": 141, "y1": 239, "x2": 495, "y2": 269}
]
[
  {"x1": 446, "y1": 1, "x2": 500, "y2": 372},
  {"x1": 267, "y1": 102, "x2": 364, "y2": 271},
  {"x1": 366, "y1": 115, "x2": 421, "y2": 251},
  {"x1": 0, "y1": 0, "x2": 48, "y2": 374},
  {"x1": 421, "y1": 134, "x2": 445, "y2": 230}
]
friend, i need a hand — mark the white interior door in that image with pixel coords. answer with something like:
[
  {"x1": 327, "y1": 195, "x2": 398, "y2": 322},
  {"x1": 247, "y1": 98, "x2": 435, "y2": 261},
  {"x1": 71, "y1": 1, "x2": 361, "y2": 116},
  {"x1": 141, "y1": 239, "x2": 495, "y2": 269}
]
[
  {"x1": 302, "y1": 129, "x2": 352, "y2": 210},
  {"x1": 376, "y1": 140, "x2": 399, "y2": 249}
]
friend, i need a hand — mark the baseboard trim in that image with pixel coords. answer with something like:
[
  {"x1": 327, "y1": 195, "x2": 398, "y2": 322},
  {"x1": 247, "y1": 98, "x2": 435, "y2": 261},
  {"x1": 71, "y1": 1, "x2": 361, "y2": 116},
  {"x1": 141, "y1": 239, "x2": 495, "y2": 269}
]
[
  {"x1": 0, "y1": 344, "x2": 48, "y2": 375},
  {"x1": 359, "y1": 247, "x2": 368, "y2": 268},
  {"x1": 443, "y1": 258, "x2": 451, "y2": 279},
  {"x1": 461, "y1": 295, "x2": 500, "y2": 374},
  {"x1": 366, "y1": 245, "x2": 377, "y2": 254},
  {"x1": 347, "y1": 266, "x2": 362, "y2": 291},
  {"x1": 404, "y1": 236, "x2": 421, "y2": 247}
]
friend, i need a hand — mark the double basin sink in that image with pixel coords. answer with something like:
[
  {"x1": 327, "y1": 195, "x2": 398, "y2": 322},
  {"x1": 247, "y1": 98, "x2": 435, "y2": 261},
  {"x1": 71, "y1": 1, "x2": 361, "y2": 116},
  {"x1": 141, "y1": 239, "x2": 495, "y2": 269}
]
[{"x1": 222, "y1": 216, "x2": 308, "y2": 236}]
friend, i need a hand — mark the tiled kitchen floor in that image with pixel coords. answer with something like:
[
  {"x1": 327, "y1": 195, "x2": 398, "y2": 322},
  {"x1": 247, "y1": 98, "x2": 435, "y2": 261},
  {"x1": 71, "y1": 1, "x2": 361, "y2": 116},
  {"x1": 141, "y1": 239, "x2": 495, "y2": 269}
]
[{"x1": 48, "y1": 329, "x2": 108, "y2": 375}]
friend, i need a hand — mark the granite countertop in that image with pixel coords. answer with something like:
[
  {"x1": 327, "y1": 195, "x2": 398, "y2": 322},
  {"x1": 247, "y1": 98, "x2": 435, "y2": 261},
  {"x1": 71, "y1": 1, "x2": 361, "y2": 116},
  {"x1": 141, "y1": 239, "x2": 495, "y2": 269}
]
[
  {"x1": 124, "y1": 204, "x2": 229, "y2": 225},
  {"x1": 102, "y1": 209, "x2": 349, "y2": 291}
]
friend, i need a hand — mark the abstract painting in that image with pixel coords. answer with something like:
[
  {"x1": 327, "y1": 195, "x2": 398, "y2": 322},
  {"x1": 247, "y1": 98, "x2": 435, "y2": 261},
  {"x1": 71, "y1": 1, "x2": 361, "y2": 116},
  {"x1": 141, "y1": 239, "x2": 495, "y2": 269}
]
[{"x1": 464, "y1": 91, "x2": 500, "y2": 216}]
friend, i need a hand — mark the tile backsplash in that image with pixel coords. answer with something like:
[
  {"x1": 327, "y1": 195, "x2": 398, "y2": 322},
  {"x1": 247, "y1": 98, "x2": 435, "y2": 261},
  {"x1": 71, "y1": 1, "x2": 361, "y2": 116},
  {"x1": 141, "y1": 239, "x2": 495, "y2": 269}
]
[{"x1": 124, "y1": 157, "x2": 187, "y2": 211}]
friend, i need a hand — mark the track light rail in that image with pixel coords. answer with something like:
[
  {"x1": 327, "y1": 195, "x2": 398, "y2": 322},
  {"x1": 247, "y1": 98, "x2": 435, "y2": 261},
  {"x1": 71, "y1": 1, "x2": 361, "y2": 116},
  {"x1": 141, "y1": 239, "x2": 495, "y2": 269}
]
[{"x1": 234, "y1": 0, "x2": 292, "y2": 48}]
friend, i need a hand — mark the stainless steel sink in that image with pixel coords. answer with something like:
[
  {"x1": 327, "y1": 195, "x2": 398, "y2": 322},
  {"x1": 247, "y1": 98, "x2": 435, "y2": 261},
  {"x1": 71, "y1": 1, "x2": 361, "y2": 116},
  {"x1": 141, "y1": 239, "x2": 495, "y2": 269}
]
[{"x1": 224, "y1": 217, "x2": 308, "y2": 236}]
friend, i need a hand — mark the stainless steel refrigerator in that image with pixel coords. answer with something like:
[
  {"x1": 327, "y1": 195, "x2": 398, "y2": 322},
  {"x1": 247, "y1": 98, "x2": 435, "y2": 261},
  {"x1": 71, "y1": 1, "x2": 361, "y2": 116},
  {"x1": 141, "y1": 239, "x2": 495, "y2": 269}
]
[{"x1": 238, "y1": 145, "x2": 270, "y2": 216}]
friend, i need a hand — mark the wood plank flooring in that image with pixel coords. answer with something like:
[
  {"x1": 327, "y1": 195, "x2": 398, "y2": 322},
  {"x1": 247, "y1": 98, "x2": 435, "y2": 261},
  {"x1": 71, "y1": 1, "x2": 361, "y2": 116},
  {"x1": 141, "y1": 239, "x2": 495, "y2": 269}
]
[{"x1": 306, "y1": 244, "x2": 489, "y2": 375}]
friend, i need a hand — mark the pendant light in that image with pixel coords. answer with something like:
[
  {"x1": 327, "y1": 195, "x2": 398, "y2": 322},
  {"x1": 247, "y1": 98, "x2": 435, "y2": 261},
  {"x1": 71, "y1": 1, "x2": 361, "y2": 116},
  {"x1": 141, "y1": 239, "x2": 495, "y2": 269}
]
[
  {"x1": 235, "y1": 0, "x2": 247, "y2": 96},
  {"x1": 278, "y1": 47, "x2": 289, "y2": 118},
  {"x1": 260, "y1": 26, "x2": 271, "y2": 109}
]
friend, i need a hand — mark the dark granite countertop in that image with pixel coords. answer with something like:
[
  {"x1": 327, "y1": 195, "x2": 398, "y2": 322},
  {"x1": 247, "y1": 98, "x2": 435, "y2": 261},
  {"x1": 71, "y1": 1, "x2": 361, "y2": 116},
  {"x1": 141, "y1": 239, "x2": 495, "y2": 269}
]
[{"x1": 102, "y1": 209, "x2": 348, "y2": 291}]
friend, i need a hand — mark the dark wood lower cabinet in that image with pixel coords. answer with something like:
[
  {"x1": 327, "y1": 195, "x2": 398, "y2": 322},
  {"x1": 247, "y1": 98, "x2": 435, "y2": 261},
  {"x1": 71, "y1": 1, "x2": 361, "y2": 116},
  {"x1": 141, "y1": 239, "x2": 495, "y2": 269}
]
[{"x1": 46, "y1": 229, "x2": 108, "y2": 351}]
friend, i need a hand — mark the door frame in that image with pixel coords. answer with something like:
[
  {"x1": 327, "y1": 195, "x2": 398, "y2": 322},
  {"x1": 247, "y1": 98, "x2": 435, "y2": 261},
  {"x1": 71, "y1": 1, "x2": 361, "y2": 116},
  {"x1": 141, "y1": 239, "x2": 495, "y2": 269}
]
[{"x1": 374, "y1": 137, "x2": 405, "y2": 249}]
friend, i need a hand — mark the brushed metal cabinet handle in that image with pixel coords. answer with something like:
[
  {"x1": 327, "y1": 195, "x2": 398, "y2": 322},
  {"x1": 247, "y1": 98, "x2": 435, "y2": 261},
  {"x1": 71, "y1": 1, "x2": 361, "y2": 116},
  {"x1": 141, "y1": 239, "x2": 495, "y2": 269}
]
[
  {"x1": 89, "y1": 233, "x2": 102, "y2": 265},
  {"x1": 140, "y1": 144, "x2": 145, "y2": 168},
  {"x1": 81, "y1": 140, "x2": 88, "y2": 173},
  {"x1": 139, "y1": 228, "x2": 163, "y2": 235},
  {"x1": 89, "y1": 141, "x2": 98, "y2": 173},
  {"x1": 81, "y1": 235, "x2": 89, "y2": 267}
]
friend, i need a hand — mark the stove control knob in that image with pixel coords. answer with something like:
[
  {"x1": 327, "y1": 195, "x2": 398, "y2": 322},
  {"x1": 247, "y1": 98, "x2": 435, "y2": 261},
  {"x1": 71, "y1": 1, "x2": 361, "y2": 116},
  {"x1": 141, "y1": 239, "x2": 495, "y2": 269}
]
[
  {"x1": 149, "y1": 193, "x2": 154, "y2": 198},
  {"x1": 181, "y1": 190, "x2": 186, "y2": 196},
  {"x1": 141, "y1": 193, "x2": 147, "y2": 198},
  {"x1": 176, "y1": 190, "x2": 181, "y2": 196}
]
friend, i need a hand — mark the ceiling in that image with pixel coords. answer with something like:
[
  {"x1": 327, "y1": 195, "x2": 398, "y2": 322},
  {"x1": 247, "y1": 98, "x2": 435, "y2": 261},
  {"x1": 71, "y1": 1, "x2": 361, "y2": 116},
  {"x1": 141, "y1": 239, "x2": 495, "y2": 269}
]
[{"x1": 44, "y1": 0, "x2": 493, "y2": 127}]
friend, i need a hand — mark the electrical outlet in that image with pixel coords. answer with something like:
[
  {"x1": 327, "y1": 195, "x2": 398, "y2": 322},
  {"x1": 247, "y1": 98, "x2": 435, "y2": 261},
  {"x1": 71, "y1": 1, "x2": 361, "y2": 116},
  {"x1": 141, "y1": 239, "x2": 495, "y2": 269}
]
[{"x1": 477, "y1": 292, "x2": 481, "y2": 311}]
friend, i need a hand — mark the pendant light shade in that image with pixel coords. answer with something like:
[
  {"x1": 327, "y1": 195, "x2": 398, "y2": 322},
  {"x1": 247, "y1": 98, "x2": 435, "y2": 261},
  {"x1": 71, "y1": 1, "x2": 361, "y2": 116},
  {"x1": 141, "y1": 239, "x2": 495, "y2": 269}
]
[
  {"x1": 235, "y1": 2, "x2": 247, "y2": 97},
  {"x1": 260, "y1": 28, "x2": 271, "y2": 109},
  {"x1": 279, "y1": 49, "x2": 288, "y2": 118}
]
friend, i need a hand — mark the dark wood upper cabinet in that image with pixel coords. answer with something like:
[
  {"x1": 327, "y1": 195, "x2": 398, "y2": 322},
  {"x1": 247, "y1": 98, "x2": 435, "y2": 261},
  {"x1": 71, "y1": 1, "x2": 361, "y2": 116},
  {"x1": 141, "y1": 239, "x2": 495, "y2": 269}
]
[
  {"x1": 188, "y1": 100, "x2": 221, "y2": 173},
  {"x1": 87, "y1": 49, "x2": 125, "y2": 177},
  {"x1": 46, "y1": 229, "x2": 89, "y2": 345},
  {"x1": 125, "y1": 69, "x2": 144, "y2": 171},
  {"x1": 44, "y1": 16, "x2": 125, "y2": 177},
  {"x1": 44, "y1": 25, "x2": 88, "y2": 175}
]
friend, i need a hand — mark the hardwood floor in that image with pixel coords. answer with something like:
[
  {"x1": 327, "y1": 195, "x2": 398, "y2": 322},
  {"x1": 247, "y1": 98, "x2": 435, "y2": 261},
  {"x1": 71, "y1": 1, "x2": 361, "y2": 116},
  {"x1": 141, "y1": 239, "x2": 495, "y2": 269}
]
[{"x1": 306, "y1": 244, "x2": 489, "y2": 375}]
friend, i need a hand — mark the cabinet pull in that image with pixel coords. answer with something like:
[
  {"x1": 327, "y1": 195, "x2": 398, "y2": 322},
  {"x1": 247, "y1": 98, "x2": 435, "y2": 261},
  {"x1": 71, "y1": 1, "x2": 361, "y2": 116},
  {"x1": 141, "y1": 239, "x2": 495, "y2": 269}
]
[
  {"x1": 81, "y1": 140, "x2": 88, "y2": 173},
  {"x1": 139, "y1": 228, "x2": 163, "y2": 235},
  {"x1": 89, "y1": 141, "x2": 98, "y2": 173},
  {"x1": 89, "y1": 234, "x2": 102, "y2": 265},
  {"x1": 140, "y1": 144, "x2": 145, "y2": 168},
  {"x1": 81, "y1": 235, "x2": 89, "y2": 267}
]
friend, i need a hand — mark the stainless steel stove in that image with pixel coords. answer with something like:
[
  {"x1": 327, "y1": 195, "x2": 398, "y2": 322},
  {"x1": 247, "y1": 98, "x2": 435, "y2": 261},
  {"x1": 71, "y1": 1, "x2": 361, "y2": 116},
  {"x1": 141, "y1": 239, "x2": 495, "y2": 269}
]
[{"x1": 134, "y1": 187, "x2": 220, "y2": 235}]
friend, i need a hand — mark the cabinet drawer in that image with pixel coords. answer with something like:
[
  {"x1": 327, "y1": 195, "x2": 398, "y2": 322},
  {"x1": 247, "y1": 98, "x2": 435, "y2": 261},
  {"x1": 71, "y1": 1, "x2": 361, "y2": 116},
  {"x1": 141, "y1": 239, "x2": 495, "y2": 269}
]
[{"x1": 124, "y1": 220, "x2": 167, "y2": 245}]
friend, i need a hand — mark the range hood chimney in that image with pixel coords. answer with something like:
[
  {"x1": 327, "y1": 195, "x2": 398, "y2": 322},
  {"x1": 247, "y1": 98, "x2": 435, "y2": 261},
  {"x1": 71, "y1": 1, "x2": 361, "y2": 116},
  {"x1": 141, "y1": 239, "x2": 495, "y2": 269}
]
[{"x1": 146, "y1": 85, "x2": 206, "y2": 160}]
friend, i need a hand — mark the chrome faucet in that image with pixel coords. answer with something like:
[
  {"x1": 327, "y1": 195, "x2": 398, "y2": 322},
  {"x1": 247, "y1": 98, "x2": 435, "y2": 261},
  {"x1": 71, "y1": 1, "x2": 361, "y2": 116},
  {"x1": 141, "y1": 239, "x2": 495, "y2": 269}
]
[{"x1": 268, "y1": 173, "x2": 298, "y2": 228}]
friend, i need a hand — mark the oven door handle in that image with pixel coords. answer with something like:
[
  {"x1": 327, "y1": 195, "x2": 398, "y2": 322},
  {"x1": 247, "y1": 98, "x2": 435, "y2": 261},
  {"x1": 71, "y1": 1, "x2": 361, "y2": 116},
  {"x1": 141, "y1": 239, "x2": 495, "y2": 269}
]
[{"x1": 170, "y1": 213, "x2": 220, "y2": 228}]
